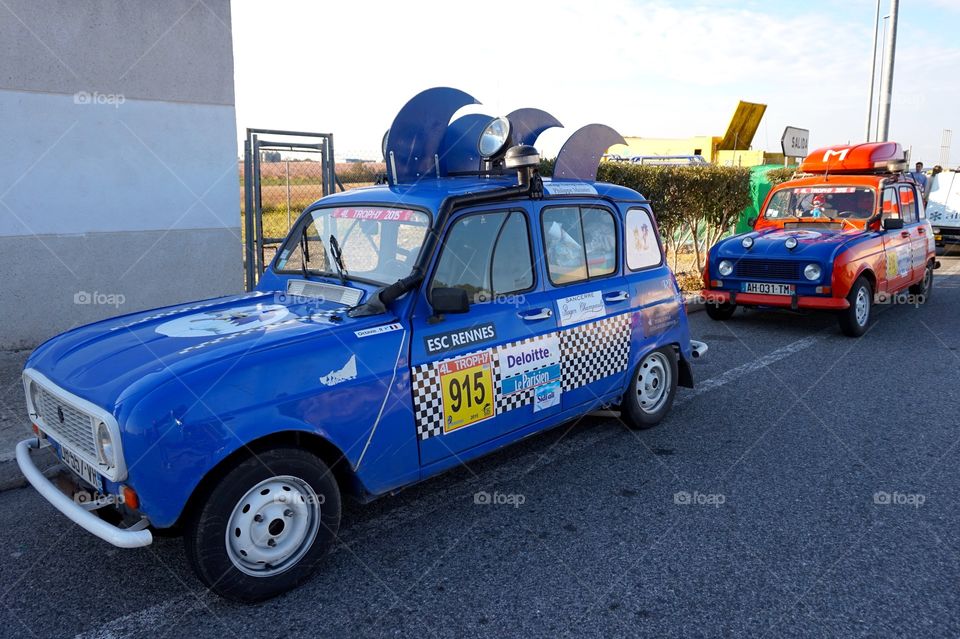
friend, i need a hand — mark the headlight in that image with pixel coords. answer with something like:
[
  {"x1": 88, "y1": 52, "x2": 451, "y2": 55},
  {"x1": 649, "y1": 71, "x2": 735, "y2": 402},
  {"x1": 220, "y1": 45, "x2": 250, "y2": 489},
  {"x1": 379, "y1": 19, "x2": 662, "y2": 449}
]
[
  {"x1": 785, "y1": 237, "x2": 798, "y2": 250},
  {"x1": 96, "y1": 421, "x2": 116, "y2": 469},
  {"x1": 741, "y1": 236, "x2": 754, "y2": 249},
  {"x1": 478, "y1": 116, "x2": 511, "y2": 158},
  {"x1": 804, "y1": 263, "x2": 822, "y2": 281},
  {"x1": 28, "y1": 380, "x2": 42, "y2": 418},
  {"x1": 718, "y1": 260, "x2": 734, "y2": 277},
  {"x1": 932, "y1": 227, "x2": 940, "y2": 234}
]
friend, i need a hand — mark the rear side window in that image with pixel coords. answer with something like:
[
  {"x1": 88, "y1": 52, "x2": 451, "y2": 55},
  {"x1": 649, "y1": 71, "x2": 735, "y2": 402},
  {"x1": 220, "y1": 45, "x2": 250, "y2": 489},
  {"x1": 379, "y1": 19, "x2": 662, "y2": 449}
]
[
  {"x1": 542, "y1": 206, "x2": 617, "y2": 284},
  {"x1": 898, "y1": 186, "x2": 917, "y2": 223},
  {"x1": 431, "y1": 211, "x2": 534, "y2": 303},
  {"x1": 882, "y1": 188, "x2": 900, "y2": 218},
  {"x1": 625, "y1": 208, "x2": 663, "y2": 270}
]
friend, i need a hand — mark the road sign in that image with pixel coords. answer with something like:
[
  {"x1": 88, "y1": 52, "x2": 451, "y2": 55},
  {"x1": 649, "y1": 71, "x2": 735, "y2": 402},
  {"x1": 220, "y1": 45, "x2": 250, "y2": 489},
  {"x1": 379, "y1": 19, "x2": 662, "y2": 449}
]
[{"x1": 781, "y1": 126, "x2": 809, "y2": 158}]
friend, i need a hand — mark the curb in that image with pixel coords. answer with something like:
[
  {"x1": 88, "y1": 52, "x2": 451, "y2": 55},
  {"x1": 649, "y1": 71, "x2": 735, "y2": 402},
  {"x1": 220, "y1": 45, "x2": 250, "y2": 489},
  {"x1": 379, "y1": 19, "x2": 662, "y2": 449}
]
[{"x1": 0, "y1": 445, "x2": 59, "y2": 493}]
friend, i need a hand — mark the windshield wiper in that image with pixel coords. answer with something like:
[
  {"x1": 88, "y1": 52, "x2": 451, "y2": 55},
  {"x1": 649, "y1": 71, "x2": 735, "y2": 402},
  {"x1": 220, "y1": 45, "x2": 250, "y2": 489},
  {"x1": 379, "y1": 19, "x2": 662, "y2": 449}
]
[
  {"x1": 299, "y1": 231, "x2": 311, "y2": 279},
  {"x1": 328, "y1": 234, "x2": 348, "y2": 284}
]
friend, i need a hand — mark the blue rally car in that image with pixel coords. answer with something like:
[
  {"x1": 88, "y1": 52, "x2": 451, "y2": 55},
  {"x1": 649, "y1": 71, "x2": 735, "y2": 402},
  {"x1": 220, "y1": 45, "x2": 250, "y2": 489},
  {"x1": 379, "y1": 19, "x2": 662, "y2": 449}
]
[{"x1": 18, "y1": 88, "x2": 706, "y2": 601}]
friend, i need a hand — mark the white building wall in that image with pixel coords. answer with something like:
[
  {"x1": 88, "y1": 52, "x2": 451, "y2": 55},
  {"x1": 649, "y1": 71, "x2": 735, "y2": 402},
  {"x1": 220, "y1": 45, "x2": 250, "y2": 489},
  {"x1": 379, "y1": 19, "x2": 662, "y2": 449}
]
[{"x1": 0, "y1": 0, "x2": 239, "y2": 348}]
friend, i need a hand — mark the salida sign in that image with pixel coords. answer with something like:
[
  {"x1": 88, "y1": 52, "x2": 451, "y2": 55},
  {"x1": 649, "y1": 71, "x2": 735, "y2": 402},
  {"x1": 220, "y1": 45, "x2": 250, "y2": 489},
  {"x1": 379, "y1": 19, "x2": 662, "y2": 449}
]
[{"x1": 781, "y1": 126, "x2": 809, "y2": 158}]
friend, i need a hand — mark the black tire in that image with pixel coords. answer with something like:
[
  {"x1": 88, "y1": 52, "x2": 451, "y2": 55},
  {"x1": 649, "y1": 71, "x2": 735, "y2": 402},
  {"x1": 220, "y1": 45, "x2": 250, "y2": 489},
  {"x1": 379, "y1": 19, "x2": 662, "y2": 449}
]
[
  {"x1": 838, "y1": 276, "x2": 872, "y2": 337},
  {"x1": 705, "y1": 301, "x2": 737, "y2": 321},
  {"x1": 908, "y1": 261, "x2": 933, "y2": 302},
  {"x1": 622, "y1": 346, "x2": 679, "y2": 430},
  {"x1": 184, "y1": 447, "x2": 341, "y2": 603}
]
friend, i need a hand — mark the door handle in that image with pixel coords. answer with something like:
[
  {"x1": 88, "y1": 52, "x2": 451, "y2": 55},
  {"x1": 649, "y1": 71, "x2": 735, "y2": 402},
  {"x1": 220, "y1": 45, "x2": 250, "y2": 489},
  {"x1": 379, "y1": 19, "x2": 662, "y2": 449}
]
[
  {"x1": 900, "y1": 231, "x2": 910, "y2": 238},
  {"x1": 918, "y1": 227, "x2": 926, "y2": 234},
  {"x1": 518, "y1": 308, "x2": 553, "y2": 321},
  {"x1": 604, "y1": 291, "x2": 629, "y2": 302}
]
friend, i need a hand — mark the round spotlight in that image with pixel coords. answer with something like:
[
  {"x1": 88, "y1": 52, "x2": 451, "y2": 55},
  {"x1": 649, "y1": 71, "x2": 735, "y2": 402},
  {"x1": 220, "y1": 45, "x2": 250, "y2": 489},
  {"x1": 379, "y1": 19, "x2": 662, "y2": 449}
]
[
  {"x1": 381, "y1": 129, "x2": 390, "y2": 161},
  {"x1": 804, "y1": 263, "x2": 822, "y2": 281},
  {"x1": 785, "y1": 237, "x2": 798, "y2": 250},
  {"x1": 478, "y1": 116, "x2": 511, "y2": 158},
  {"x1": 718, "y1": 260, "x2": 734, "y2": 277},
  {"x1": 741, "y1": 236, "x2": 754, "y2": 249}
]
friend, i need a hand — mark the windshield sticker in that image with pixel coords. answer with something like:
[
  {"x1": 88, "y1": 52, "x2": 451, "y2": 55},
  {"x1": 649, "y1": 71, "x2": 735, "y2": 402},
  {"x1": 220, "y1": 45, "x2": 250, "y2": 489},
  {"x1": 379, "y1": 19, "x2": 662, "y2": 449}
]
[
  {"x1": 424, "y1": 323, "x2": 497, "y2": 355},
  {"x1": 794, "y1": 187, "x2": 856, "y2": 194},
  {"x1": 556, "y1": 291, "x2": 606, "y2": 327},
  {"x1": 156, "y1": 304, "x2": 290, "y2": 338},
  {"x1": 438, "y1": 351, "x2": 495, "y2": 432},
  {"x1": 331, "y1": 208, "x2": 419, "y2": 221},
  {"x1": 354, "y1": 323, "x2": 403, "y2": 339},
  {"x1": 320, "y1": 355, "x2": 358, "y2": 386}
]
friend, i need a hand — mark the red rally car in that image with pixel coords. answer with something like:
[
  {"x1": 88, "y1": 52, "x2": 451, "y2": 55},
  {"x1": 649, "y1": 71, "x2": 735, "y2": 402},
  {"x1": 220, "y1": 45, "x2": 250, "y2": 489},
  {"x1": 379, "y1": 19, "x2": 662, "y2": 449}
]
[{"x1": 701, "y1": 142, "x2": 938, "y2": 336}]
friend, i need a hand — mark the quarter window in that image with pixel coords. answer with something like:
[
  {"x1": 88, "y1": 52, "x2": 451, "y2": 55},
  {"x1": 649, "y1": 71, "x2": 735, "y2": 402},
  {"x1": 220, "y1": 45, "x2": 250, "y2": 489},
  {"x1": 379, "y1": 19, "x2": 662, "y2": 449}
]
[
  {"x1": 898, "y1": 186, "x2": 917, "y2": 223},
  {"x1": 431, "y1": 211, "x2": 534, "y2": 303},
  {"x1": 542, "y1": 206, "x2": 617, "y2": 284},
  {"x1": 625, "y1": 208, "x2": 663, "y2": 270}
]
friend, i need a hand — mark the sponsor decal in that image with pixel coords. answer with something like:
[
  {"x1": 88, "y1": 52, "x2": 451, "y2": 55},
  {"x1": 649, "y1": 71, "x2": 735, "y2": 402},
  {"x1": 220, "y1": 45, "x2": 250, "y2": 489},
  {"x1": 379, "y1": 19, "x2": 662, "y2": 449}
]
[
  {"x1": 439, "y1": 351, "x2": 495, "y2": 432},
  {"x1": 534, "y1": 380, "x2": 562, "y2": 412},
  {"x1": 497, "y1": 335, "x2": 560, "y2": 378},
  {"x1": 354, "y1": 322, "x2": 403, "y2": 338},
  {"x1": 641, "y1": 303, "x2": 679, "y2": 337},
  {"x1": 556, "y1": 291, "x2": 606, "y2": 327},
  {"x1": 156, "y1": 304, "x2": 290, "y2": 338},
  {"x1": 543, "y1": 182, "x2": 598, "y2": 196},
  {"x1": 764, "y1": 230, "x2": 824, "y2": 240},
  {"x1": 424, "y1": 323, "x2": 497, "y2": 355},
  {"x1": 319, "y1": 355, "x2": 357, "y2": 386},
  {"x1": 794, "y1": 187, "x2": 856, "y2": 194}
]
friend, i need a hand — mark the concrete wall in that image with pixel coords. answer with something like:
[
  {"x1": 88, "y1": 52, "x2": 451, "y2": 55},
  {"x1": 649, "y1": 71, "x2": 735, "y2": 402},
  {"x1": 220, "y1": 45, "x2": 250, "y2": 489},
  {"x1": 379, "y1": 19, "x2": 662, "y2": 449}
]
[{"x1": 0, "y1": 0, "x2": 239, "y2": 348}]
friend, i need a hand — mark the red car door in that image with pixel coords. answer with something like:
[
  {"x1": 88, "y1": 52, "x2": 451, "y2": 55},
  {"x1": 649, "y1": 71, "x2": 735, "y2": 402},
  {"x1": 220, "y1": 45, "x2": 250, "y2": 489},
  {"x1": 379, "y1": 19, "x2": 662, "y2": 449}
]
[{"x1": 880, "y1": 187, "x2": 913, "y2": 294}]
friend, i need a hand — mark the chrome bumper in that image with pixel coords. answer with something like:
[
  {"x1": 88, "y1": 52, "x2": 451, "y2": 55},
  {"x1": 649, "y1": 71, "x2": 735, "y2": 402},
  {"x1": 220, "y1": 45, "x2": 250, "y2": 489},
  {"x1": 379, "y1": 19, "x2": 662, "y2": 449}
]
[{"x1": 15, "y1": 438, "x2": 152, "y2": 548}]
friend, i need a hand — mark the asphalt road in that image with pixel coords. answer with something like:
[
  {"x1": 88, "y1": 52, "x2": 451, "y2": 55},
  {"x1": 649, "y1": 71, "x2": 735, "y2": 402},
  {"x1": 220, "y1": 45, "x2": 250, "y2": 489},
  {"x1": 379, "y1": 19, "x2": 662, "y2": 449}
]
[{"x1": 2, "y1": 250, "x2": 959, "y2": 639}]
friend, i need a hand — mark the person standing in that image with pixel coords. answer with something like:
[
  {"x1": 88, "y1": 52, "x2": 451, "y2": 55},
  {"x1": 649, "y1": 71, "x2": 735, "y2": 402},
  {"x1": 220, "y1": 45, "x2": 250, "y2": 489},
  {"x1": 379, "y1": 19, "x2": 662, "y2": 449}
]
[{"x1": 911, "y1": 161, "x2": 928, "y2": 191}]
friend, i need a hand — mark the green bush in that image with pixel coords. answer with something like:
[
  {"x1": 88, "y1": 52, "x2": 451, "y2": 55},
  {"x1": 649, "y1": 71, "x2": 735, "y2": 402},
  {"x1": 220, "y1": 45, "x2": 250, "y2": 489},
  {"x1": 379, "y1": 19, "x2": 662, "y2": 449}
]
[
  {"x1": 765, "y1": 167, "x2": 796, "y2": 185},
  {"x1": 539, "y1": 159, "x2": 751, "y2": 272}
]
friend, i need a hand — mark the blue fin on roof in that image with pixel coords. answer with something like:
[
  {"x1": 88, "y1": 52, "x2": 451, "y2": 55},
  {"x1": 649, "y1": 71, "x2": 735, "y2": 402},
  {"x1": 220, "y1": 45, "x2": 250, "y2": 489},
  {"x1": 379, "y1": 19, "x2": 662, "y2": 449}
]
[
  {"x1": 553, "y1": 124, "x2": 626, "y2": 182},
  {"x1": 385, "y1": 87, "x2": 479, "y2": 184},
  {"x1": 507, "y1": 108, "x2": 562, "y2": 146},
  {"x1": 438, "y1": 113, "x2": 492, "y2": 175}
]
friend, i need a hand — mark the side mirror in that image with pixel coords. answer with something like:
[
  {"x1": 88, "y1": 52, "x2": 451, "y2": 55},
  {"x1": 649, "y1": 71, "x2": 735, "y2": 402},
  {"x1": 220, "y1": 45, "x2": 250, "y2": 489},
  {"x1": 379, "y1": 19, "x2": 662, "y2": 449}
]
[
  {"x1": 882, "y1": 217, "x2": 904, "y2": 231},
  {"x1": 748, "y1": 216, "x2": 757, "y2": 228},
  {"x1": 430, "y1": 287, "x2": 470, "y2": 314}
]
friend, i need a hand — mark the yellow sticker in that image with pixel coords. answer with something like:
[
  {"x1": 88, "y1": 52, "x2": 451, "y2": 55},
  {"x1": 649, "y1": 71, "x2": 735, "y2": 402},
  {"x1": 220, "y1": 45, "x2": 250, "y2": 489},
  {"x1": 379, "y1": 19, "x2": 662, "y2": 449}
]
[
  {"x1": 438, "y1": 351, "x2": 495, "y2": 433},
  {"x1": 886, "y1": 252, "x2": 898, "y2": 279}
]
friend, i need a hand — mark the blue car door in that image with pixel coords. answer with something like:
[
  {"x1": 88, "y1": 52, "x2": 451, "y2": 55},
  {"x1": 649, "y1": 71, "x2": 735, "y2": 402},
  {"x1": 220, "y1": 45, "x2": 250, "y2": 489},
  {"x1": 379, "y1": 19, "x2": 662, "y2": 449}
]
[
  {"x1": 410, "y1": 205, "x2": 563, "y2": 466},
  {"x1": 537, "y1": 201, "x2": 633, "y2": 412}
]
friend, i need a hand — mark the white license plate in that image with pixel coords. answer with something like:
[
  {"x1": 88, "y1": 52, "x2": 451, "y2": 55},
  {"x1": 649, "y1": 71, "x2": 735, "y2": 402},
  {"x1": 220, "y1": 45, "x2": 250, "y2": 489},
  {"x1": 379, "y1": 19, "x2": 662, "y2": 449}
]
[
  {"x1": 59, "y1": 444, "x2": 102, "y2": 491},
  {"x1": 742, "y1": 282, "x2": 794, "y2": 295}
]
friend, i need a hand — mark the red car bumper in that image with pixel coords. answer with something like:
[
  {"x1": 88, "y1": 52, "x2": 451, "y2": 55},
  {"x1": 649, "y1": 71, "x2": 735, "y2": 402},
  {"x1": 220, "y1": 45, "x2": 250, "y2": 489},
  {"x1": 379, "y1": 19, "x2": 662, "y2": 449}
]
[{"x1": 701, "y1": 289, "x2": 849, "y2": 311}]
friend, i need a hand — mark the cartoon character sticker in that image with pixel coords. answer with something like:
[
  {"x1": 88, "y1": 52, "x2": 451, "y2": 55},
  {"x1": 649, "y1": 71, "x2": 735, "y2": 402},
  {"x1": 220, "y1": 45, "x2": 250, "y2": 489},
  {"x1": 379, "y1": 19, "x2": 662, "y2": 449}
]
[
  {"x1": 156, "y1": 304, "x2": 291, "y2": 338},
  {"x1": 625, "y1": 209, "x2": 661, "y2": 270}
]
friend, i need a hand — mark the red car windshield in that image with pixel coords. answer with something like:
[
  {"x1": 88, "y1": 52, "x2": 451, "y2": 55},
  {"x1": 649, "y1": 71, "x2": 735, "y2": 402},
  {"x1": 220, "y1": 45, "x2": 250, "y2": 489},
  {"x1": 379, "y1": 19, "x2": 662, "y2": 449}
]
[{"x1": 763, "y1": 186, "x2": 876, "y2": 221}]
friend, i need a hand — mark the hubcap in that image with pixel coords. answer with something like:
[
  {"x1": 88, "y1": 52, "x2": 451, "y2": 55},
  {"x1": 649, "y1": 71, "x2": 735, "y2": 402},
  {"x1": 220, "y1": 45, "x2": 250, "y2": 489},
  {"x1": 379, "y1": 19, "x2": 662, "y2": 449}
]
[
  {"x1": 635, "y1": 352, "x2": 671, "y2": 414},
  {"x1": 855, "y1": 286, "x2": 870, "y2": 326},
  {"x1": 225, "y1": 475, "x2": 321, "y2": 577}
]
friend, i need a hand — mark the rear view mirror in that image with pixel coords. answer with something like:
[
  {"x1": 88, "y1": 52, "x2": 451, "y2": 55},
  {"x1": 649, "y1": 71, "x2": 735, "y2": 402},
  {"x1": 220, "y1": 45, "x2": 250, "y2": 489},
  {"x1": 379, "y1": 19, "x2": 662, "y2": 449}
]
[
  {"x1": 430, "y1": 287, "x2": 470, "y2": 314},
  {"x1": 882, "y1": 217, "x2": 904, "y2": 231}
]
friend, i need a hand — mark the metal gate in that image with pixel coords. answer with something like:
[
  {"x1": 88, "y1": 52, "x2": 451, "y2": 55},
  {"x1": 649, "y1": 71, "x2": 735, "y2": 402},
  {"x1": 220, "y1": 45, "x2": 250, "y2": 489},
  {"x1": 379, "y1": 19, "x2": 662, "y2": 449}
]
[{"x1": 242, "y1": 128, "x2": 336, "y2": 290}]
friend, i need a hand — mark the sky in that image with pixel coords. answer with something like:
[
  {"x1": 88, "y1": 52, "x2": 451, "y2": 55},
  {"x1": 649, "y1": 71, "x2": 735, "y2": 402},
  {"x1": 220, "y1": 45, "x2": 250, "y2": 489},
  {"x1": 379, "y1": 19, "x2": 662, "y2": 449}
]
[{"x1": 231, "y1": 0, "x2": 960, "y2": 165}]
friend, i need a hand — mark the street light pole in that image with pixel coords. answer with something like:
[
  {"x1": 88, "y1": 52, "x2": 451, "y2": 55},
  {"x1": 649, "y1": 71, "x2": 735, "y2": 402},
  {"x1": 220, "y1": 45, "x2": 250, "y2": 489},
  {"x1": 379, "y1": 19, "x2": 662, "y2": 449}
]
[
  {"x1": 877, "y1": 0, "x2": 899, "y2": 142},
  {"x1": 864, "y1": 0, "x2": 881, "y2": 142}
]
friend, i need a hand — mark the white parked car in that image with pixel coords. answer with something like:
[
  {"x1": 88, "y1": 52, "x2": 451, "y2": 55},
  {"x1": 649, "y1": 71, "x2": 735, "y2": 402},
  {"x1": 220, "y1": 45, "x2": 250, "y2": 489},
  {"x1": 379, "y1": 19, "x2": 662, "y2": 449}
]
[{"x1": 927, "y1": 169, "x2": 960, "y2": 246}]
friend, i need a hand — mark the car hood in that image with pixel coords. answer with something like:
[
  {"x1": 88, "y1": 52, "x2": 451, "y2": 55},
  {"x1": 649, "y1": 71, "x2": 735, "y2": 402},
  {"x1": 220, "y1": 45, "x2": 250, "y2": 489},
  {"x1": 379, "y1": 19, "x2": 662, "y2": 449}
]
[
  {"x1": 26, "y1": 291, "x2": 390, "y2": 408},
  {"x1": 714, "y1": 225, "x2": 869, "y2": 261}
]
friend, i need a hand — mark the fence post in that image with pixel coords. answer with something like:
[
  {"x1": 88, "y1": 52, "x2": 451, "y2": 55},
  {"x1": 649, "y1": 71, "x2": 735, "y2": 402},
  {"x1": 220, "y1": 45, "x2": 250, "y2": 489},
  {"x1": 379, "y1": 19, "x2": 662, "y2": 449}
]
[{"x1": 243, "y1": 136, "x2": 255, "y2": 291}]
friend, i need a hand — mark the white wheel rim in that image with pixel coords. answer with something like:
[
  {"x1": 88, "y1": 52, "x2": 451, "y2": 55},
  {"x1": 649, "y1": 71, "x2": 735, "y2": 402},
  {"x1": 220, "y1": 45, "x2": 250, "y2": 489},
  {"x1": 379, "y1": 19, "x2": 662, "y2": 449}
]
[
  {"x1": 635, "y1": 352, "x2": 671, "y2": 414},
  {"x1": 855, "y1": 286, "x2": 870, "y2": 326},
  {"x1": 225, "y1": 475, "x2": 321, "y2": 577}
]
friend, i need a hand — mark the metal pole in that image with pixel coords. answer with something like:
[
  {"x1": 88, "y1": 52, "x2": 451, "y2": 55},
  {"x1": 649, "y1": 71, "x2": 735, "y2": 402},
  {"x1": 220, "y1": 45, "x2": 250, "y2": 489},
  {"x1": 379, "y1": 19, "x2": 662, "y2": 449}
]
[
  {"x1": 865, "y1": 0, "x2": 881, "y2": 141},
  {"x1": 285, "y1": 159, "x2": 291, "y2": 229},
  {"x1": 875, "y1": 15, "x2": 888, "y2": 141},
  {"x1": 877, "y1": 0, "x2": 899, "y2": 142},
  {"x1": 243, "y1": 137, "x2": 255, "y2": 291}
]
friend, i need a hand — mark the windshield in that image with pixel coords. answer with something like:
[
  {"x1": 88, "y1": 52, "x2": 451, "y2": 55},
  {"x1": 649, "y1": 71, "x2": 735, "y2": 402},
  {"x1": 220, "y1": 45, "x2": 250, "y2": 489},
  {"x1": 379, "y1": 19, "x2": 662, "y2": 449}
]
[
  {"x1": 763, "y1": 186, "x2": 876, "y2": 221},
  {"x1": 275, "y1": 206, "x2": 430, "y2": 285}
]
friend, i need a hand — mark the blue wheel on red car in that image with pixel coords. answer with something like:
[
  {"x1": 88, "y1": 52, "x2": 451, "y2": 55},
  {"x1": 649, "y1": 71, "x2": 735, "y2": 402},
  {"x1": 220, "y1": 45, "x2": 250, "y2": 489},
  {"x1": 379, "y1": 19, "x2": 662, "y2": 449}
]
[{"x1": 183, "y1": 447, "x2": 341, "y2": 602}]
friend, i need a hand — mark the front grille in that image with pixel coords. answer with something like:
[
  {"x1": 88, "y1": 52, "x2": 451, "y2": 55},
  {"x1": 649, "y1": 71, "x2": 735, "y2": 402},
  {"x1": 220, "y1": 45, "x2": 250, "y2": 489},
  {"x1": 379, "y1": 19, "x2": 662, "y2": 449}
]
[
  {"x1": 36, "y1": 387, "x2": 97, "y2": 459},
  {"x1": 734, "y1": 259, "x2": 802, "y2": 281}
]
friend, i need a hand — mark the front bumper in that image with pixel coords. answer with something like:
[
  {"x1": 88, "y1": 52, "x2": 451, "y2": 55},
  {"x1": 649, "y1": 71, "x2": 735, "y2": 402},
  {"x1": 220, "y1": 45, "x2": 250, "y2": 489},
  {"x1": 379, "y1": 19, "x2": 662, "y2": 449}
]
[
  {"x1": 16, "y1": 438, "x2": 152, "y2": 548},
  {"x1": 702, "y1": 290, "x2": 849, "y2": 311}
]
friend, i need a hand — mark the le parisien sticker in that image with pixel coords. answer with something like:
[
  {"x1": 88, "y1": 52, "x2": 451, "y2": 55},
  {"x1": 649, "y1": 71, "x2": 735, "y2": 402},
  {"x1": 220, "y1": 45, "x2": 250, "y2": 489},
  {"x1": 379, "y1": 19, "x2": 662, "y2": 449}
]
[{"x1": 438, "y1": 351, "x2": 495, "y2": 433}]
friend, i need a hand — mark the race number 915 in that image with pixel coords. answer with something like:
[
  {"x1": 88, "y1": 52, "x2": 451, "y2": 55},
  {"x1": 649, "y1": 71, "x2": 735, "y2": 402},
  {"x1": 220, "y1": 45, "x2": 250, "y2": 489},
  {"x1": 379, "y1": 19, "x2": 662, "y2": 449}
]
[{"x1": 438, "y1": 352, "x2": 494, "y2": 432}]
